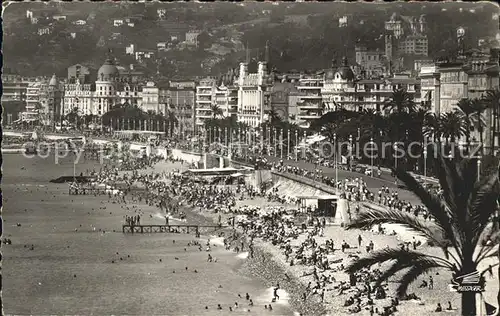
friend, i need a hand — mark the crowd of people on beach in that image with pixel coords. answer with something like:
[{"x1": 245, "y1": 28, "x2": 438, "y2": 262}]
[{"x1": 62, "y1": 136, "x2": 452, "y2": 315}]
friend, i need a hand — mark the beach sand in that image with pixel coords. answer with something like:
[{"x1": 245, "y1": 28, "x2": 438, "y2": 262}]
[{"x1": 186, "y1": 174, "x2": 499, "y2": 316}]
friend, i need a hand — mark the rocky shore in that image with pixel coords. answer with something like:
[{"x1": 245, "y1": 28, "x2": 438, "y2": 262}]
[{"x1": 240, "y1": 243, "x2": 327, "y2": 316}]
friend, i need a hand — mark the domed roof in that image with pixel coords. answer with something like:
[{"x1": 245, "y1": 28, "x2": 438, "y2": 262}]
[
  {"x1": 97, "y1": 58, "x2": 119, "y2": 81},
  {"x1": 49, "y1": 74, "x2": 58, "y2": 86},
  {"x1": 337, "y1": 57, "x2": 355, "y2": 81}
]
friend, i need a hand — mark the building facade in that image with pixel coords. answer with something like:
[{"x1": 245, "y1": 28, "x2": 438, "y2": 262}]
[
  {"x1": 236, "y1": 61, "x2": 271, "y2": 128},
  {"x1": 355, "y1": 46, "x2": 385, "y2": 78},
  {"x1": 2, "y1": 74, "x2": 29, "y2": 102},
  {"x1": 418, "y1": 65, "x2": 440, "y2": 113},
  {"x1": 141, "y1": 82, "x2": 160, "y2": 113},
  {"x1": 322, "y1": 57, "x2": 356, "y2": 112},
  {"x1": 64, "y1": 57, "x2": 143, "y2": 117},
  {"x1": 165, "y1": 81, "x2": 197, "y2": 133},
  {"x1": 214, "y1": 84, "x2": 238, "y2": 118},
  {"x1": 269, "y1": 82, "x2": 300, "y2": 122},
  {"x1": 67, "y1": 64, "x2": 91, "y2": 84},
  {"x1": 323, "y1": 58, "x2": 420, "y2": 115},
  {"x1": 436, "y1": 61, "x2": 469, "y2": 114}
]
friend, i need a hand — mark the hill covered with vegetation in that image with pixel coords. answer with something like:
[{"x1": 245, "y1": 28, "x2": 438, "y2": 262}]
[{"x1": 3, "y1": 2, "x2": 498, "y2": 78}]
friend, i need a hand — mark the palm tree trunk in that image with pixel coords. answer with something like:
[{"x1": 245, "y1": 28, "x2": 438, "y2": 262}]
[
  {"x1": 466, "y1": 115, "x2": 471, "y2": 154},
  {"x1": 461, "y1": 291, "x2": 477, "y2": 316},
  {"x1": 480, "y1": 126, "x2": 484, "y2": 157},
  {"x1": 491, "y1": 107, "x2": 497, "y2": 155},
  {"x1": 496, "y1": 212, "x2": 500, "y2": 312}
]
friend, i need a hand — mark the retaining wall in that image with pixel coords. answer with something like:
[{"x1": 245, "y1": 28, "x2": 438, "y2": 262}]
[{"x1": 171, "y1": 149, "x2": 203, "y2": 166}]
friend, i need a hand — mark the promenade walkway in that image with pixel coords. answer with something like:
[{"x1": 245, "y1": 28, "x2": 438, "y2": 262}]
[{"x1": 257, "y1": 156, "x2": 424, "y2": 205}]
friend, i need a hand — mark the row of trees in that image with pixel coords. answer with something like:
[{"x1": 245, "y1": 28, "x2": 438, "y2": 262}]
[
  {"x1": 304, "y1": 89, "x2": 500, "y2": 176},
  {"x1": 62, "y1": 102, "x2": 179, "y2": 134},
  {"x1": 202, "y1": 88, "x2": 500, "y2": 176}
]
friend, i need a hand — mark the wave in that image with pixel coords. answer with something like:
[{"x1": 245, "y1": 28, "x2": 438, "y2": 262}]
[
  {"x1": 254, "y1": 287, "x2": 290, "y2": 306},
  {"x1": 236, "y1": 252, "x2": 249, "y2": 259}
]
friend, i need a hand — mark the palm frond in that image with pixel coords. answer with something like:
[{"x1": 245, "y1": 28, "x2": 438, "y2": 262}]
[
  {"x1": 393, "y1": 168, "x2": 458, "y2": 247},
  {"x1": 347, "y1": 205, "x2": 449, "y2": 249},
  {"x1": 395, "y1": 260, "x2": 441, "y2": 298},
  {"x1": 467, "y1": 173, "x2": 500, "y2": 247},
  {"x1": 432, "y1": 155, "x2": 467, "y2": 254},
  {"x1": 345, "y1": 248, "x2": 453, "y2": 274}
]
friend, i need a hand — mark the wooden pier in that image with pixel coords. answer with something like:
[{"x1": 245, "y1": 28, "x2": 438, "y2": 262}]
[
  {"x1": 122, "y1": 224, "x2": 228, "y2": 234},
  {"x1": 69, "y1": 187, "x2": 111, "y2": 195}
]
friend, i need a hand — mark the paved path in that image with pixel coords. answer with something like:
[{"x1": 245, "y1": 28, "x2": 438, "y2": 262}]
[{"x1": 263, "y1": 156, "x2": 423, "y2": 205}]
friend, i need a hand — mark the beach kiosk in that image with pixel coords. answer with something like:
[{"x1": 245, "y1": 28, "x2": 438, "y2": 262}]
[
  {"x1": 297, "y1": 195, "x2": 338, "y2": 217},
  {"x1": 296, "y1": 195, "x2": 350, "y2": 225}
]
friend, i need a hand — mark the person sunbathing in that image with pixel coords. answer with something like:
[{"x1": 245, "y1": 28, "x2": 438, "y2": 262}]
[{"x1": 435, "y1": 303, "x2": 442, "y2": 312}]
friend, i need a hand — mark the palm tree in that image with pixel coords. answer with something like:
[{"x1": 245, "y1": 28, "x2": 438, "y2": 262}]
[
  {"x1": 457, "y1": 98, "x2": 474, "y2": 152},
  {"x1": 469, "y1": 98, "x2": 488, "y2": 156},
  {"x1": 65, "y1": 107, "x2": 80, "y2": 130},
  {"x1": 439, "y1": 111, "x2": 467, "y2": 146},
  {"x1": 383, "y1": 89, "x2": 417, "y2": 114},
  {"x1": 423, "y1": 112, "x2": 442, "y2": 142},
  {"x1": 345, "y1": 153, "x2": 500, "y2": 316},
  {"x1": 210, "y1": 104, "x2": 223, "y2": 119},
  {"x1": 268, "y1": 109, "x2": 282, "y2": 126},
  {"x1": 483, "y1": 89, "x2": 500, "y2": 154}
]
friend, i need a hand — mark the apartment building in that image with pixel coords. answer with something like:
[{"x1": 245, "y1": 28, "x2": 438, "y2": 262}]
[
  {"x1": 141, "y1": 82, "x2": 160, "y2": 114},
  {"x1": 355, "y1": 46, "x2": 385, "y2": 78},
  {"x1": 296, "y1": 75, "x2": 324, "y2": 128},
  {"x1": 214, "y1": 84, "x2": 238, "y2": 118},
  {"x1": 162, "y1": 80, "x2": 196, "y2": 134},
  {"x1": 418, "y1": 65, "x2": 440, "y2": 113},
  {"x1": 195, "y1": 77, "x2": 217, "y2": 128}
]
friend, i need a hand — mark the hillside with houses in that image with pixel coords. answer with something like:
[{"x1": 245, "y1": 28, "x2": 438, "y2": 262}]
[{"x1": 3, "y1": 1, "x2": 499, "y2": 79}]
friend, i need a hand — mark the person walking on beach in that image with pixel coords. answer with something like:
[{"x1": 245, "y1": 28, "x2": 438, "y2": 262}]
[
  {"x1": 273, "y1": 287, "x2": 279, "y2": 301},
  {"x1": 357, "y1": 234, "x2": 362, "y2": 247},
  {"x1": 428, "y1": 276, "x2": 434, "y2": 290}
]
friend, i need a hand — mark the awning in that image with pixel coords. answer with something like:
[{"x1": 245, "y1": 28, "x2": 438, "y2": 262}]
[{"x1": 231, "y1": 173, "x2": 244, "y2": 178}]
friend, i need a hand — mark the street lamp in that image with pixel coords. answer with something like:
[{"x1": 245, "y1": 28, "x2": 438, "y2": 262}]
[
  {"x1": 379, "y1": 130, "x2": 383, "y2": 167},
  {"x1": 295, "y1": 130, "x2": 299, "y2": 161},
  {"x1": 287, "y1": 129, "x2": 291, "y2": 160},
  {"x1": 349, "y1": 135, "x2": 353, "y2": 170},
  {"x1": 477, "y1": 157, "x2": 481, "y2": 182},
  {"x1": 280, "y1": 129, "x2": 284, "y2": 159},
  {"x1": 393, "y1": 142, "x2": 398, "y2": 185},
  {"x1": 334, "y1": 133, "x2": 338, "y2": 194},
  {"x1": 370, "y1": 137, "x2": 374, "y2": 178},
  {"x1": 274, "y1": 127, "x2": 278, "y2": 158},
  {"x1": 423, "y1": 147, "x2": 428, "y2": 186}
]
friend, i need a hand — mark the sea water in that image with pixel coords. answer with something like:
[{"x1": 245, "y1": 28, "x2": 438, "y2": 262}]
[{"x1": 2, "y1": 154, "x2": 293, "y2": 315}]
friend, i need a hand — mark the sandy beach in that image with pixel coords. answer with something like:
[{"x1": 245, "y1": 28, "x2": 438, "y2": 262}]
[{"x1": 172, "y1": 164, "x2": 500, "y2": 316}]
